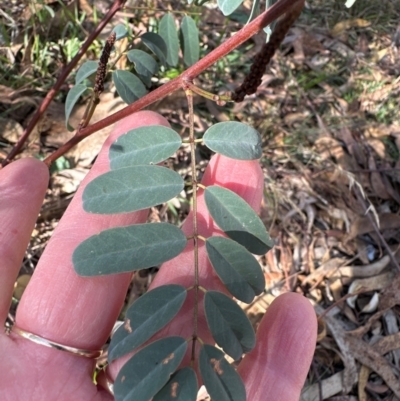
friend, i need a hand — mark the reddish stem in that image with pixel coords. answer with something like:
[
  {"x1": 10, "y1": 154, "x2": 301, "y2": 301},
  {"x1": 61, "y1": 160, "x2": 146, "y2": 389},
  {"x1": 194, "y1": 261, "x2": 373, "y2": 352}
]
[
  {"x1": 42, "y1": 0, "x2": 303, "y2": 167},
  {"x1": 1, "y1": 0, "x2": 127, "y2": 167}
]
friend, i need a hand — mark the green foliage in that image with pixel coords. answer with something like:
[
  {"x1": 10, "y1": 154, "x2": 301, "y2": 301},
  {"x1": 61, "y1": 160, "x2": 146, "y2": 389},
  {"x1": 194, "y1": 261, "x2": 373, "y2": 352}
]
[
  {"x1": 205, "y1": 185, "x2": 273, "y2": 255},
  {"x1": 109, "y1": 126, "x2": 182, "y2": 169},
  {"x1": 159, "y1": 14, "x2": 180, "y2": 67},
  {"x1": 204, "y1": 291, "x2": 256, "y2": 360},
  {"x1": 65, "y1": 84, "x2": 88, "y2": 131},
  {"x1": 127, "y1": 50, "x2": 158, "y2": 87},
  {"x1": 206, "y1": 236, "x2": 265, "y2": 303},
  {"x1": 112, "y1": 70, "x2": 148, "y2": 104},
  {"x1": 199, "y1": 345, "x2": 246, "y2": 401},
  {"x1": 114, "y1": 337, "x2": 187, "y2": 401},
  {"x1": 73, "y1": 223, "x2": 187, "y2": 276},
  {"x1": 153, "y1": 368, "x2": 198, "y2": 401},
  {"x1": 180, "y1": 16, "x2": 200, "y2": 67},
  {"x1": 203, "y1": 121, "x2": 262, "y2": 160},
  {"x1": 108, "y1": 285, "x2": 187, "y2": 362},
  {"x1": 72, "y1": 122, "x2": 272, "y2": 399}
]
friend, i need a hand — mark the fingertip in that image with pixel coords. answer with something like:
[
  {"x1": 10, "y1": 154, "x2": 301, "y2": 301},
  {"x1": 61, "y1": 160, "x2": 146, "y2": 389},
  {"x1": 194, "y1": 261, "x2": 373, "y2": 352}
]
[
  {"x1": 2, "y1": 157, "x2": 49, "y2": 188},
  {"x1": 239, "y1": 293, "x2": 317, "y2": 401}
]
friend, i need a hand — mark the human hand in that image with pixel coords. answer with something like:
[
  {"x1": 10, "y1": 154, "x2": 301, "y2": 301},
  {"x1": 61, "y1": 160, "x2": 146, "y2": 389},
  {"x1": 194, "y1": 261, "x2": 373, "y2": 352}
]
[{"x1": 0, "y1": 111, "x2": 317, "y2": 401}]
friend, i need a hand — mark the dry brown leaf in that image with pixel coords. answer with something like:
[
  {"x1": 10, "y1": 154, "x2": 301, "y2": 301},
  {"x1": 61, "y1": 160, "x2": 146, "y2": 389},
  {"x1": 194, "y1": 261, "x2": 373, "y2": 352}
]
[
  {"x1": 331, "y1": 19, "x2": 371, "y2": 36},
  {"x1": 358, "y1": 365, "x2": 370, "y2": 401},
  {"x1": 344, "y1": 333, "x2": 400, "y2": 398},
  {"x1": 347, "y1": 213, "x2": 400, "y2": 241},
  {"x1": 368, "y1": 154, "x2": 391, "y2": 199},
  {"x1": 339, "y1": 255, "x2": 390, "y2": 278}
]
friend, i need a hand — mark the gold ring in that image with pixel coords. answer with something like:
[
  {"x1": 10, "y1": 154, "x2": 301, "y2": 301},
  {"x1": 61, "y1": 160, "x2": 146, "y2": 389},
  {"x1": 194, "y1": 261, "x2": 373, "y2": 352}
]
[{"x1": 11, "y1": 325, "x2": 103, "y2": 359}]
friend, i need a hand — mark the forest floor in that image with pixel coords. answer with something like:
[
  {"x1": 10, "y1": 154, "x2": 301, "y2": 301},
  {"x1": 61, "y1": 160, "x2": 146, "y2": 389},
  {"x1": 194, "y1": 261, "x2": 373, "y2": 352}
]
[{"x1": 1, "y1": 0, "x2": 400, "y2": 400}]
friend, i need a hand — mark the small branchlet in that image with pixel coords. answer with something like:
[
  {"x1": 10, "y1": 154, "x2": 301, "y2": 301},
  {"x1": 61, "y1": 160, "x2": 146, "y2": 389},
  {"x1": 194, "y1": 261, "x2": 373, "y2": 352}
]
[{"x1": 231, "y1": 4, "x2": 303, "y2": 102}]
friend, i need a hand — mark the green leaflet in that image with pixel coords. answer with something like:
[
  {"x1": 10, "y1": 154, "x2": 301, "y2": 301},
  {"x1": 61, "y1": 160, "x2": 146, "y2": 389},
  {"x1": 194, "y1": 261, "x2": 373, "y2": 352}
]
[
  {"x1": 113, "y1": 23, "x2": 129, "y2": 40},
  {"x1": 206, "y1": 236, "x2": 265, "y2": 303},
  {"x1": 217, "y1": 0, "x2": 244, "y2": 16},
  {"x1": 75, "y1": 61, "x2": 98, "y2": 85},
  {"x1": 73, "y1": 223, "x2": 187, "y2": 276},
  {"x1": 109, "y1": 125, "x2": 181, "y2": 169},
  {"x1": 108, "y1": 285, "x2": 187, "y2": 362},
  {"x1": 82, "y1": 165, "x2": 183, "y2": 214},
  {"x1": 112, "y1": 70, "x2": 147, "y2": 104},
  {"x1": 205, "y1": 185, "x2": 273, "y2": 255},
  {"x1": 203, "y1": 121, "x2": 262, "y2": 160},
  {"x1": 159, "y1": 13, "x2": 179, "y2": 67},
  {"x1": 153, "y1": 368, "x2": 198, "y2": 401},
  {"x1": 180, "y1": 16, "x2": 199, "y2": 67},
  {"x1": 199, "y1": 344, "x2": 246, "y2": 401},
  {"x1": 204, "y1": 291, "x2": 255, "y2": 360},
  {"x1": 141, "y1": 32, "x2": 168, "y2": 66},
  {"x1": 114, "y1": 337, "x2": 187, "y2": 401},
  {"x1": 127, "y1": 49, "x2": 158, "y2": 87},
  {"x1": 65, "y1": 84, "x2": 87, "y2": 131}
]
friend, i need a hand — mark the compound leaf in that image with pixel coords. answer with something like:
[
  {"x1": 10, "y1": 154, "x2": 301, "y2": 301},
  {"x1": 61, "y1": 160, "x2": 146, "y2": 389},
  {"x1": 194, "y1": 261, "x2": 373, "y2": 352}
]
[
  {"x1": 204, "y1": 291, "x2": 255, "y2": 361},
  {"x1": 153, "y1": 367, "x2": 198, "y2": 401},
  {"x1": 114, "y1": 336, "x2": 187, "y2": 401},
  {"x1": 73, "y1": 223, "x2": 187, "y2": 276},
  {"x1": 65, "y1": 84, "x2": 88, "y2": 131},
  {"x1": 203, "y1": 121, "x2": 262, "y2": 160},
  {"x1": 141, "y1": 32, "x2": 167, "y2": 66},
  {"x1": 204, "y1": 186, "x2": 273, "y2": 255},
  {"x1": 206, "y1": 236, "x2": 265, "y2": 303},
  {"x1": 75, "y1": 60, "x2": 98, "y2": 85},
  {"x1": 113, "y1": 23, "x2": 129, "y2": 40},
  {"x1": 109, "y1": 125, "x2": 181, "y2": 169},
  {"x1": 127, "y1": 49, "x2": 158, "y2": 87},
  {"x1": 82, "y1": 165, "x2": 183, "y2": 214},
  {"x1": 180, "y1": 16, "x2": 199, "y2": 67},
  {"x1": 217, "y1": 0, "x2": 244, "y2": 16},
  {"x1": 199, "y1": 344, "x2": 246, "y2": 401},
  {"x1": 159, "y1": 13, "x2": 179, "y2": 67},
  {"x1": 112, "y1": 70, "x2": 147, "y2": 104},
  {"x1": 108, "y1": 285, "x2": 187, "y2": 362}
]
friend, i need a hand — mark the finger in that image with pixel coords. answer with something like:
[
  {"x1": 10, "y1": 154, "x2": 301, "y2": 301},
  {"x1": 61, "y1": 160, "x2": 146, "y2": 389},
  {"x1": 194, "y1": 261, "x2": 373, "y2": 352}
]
[
  {"x1": 238, "y1": 292, "x2": 317, "y2": 401},
  {"x1": 0, "y1": 158, "x2": 49, "y2": 324},
  {"x1": 16, "y1": 111, "x2": 169, "y2": 349}
]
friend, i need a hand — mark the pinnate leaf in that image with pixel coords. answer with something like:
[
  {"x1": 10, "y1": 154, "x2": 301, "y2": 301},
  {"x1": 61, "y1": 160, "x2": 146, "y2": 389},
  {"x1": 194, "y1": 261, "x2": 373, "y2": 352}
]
[
  {"x1": 203, "y1": 121, "x2": 262, "y2": 160},
  {"x1": 108, "y1": 285, "x2": 187, "y2": 362},
  {"x1": 112, "y1": 70, "x2": 147, "y2": 104},
  {"x1": 75, "y1": 61, "x2": 98, "y2": 85},
  {"x1": 159, "y1": 13, "x2": 179, "y2": 67},
  {"x1": 204, "y1": 291, "x2": 255, "y2": 360},
  {"x1": 109, "y1": 126, "x2": 181, "y2": 169},
  {"x1": 141, "y1": 32, "x2": 168, "y2": 66},
  {"x1": 205, "y1": 186, "x2": 273, "y2": 255},
  {"x1": 217, "y1": 0, "x2": 244, "y2": 16},
  {"x1": 127, "y1": 50, "x2": 158, "y2": 87},
  {"x1": 206, "y1": 236, "x2": 265, "y2": 303},
  {"x1": 65, "y1": 84, "x2": 88, "y2": 131},
  {"x1": 114, "y1": 336, "x2": 187, "y2": 401},
  {"x1": 180, "y1": 16, "x2": 199, "y2": 66},
  {"x1": 153, "y1": 367, "x2": 198, "y2": 401},
  {"x1": 199, "y1": 344, "x2": 246, "y2": 401},
  {"x1": 73, "y1": 223, "x2": 187, "y2": 276},
  {"x1": 82, "y1": 165, "x2": 183, "y2": 214}
]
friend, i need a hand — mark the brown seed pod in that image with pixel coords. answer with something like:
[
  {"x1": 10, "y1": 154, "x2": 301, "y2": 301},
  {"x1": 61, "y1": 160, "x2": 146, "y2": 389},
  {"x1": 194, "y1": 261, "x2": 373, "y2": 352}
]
[
  {"x1": 94, "y1": 31, "x2": 116, "y2": 96},
  {"x1": 231, "y1": 5, "x2": 303, "y2": 102}
]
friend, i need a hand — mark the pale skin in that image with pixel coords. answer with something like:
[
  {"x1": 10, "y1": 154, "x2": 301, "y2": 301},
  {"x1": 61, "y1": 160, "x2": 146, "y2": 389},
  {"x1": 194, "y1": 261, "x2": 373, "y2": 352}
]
[{"x1": 0, "y1": 111, "x2": 317, "y2": 401}]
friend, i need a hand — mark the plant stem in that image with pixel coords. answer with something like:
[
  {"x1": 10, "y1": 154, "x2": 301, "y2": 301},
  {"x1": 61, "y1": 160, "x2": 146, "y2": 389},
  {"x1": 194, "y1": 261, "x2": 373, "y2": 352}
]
[
  {"x1": 42, "y1": 0, "x2": 303, "y2": 167},
  {"x1": 186, "y1": 86, "x2": 200, "y2": 363},
  {"x1": 1, "y1": 0, "x2": 127, "y2": 167}
]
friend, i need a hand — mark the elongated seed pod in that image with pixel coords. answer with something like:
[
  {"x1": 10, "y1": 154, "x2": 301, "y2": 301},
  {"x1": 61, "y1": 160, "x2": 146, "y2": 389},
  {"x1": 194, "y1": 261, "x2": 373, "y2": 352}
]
[
  {"x1": 231, "y1": 3, "x2": 303, "y2": 102},
  {"x1": 94, "y1": 31, "x2": 116, "y2": 96}
]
